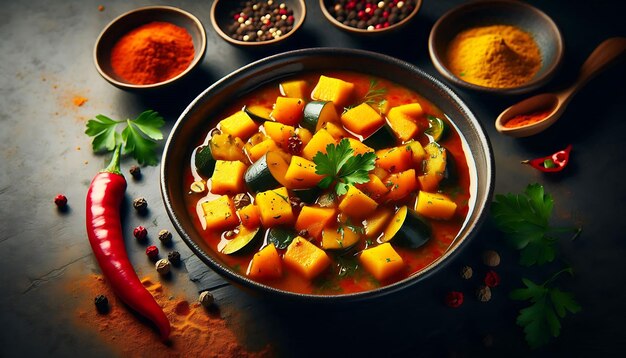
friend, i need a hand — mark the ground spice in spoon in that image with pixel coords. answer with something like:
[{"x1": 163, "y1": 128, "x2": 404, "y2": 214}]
[
  {"x1": 503, "y1": 108, "x2": 553, "y2": 128},
  {"x1": 111, "y1": 22, "x2": 195, "y2": 85}
]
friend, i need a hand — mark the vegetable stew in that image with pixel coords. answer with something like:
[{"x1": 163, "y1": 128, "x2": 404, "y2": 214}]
[{"x1": 184, "y1": 72, "x2": 471, "y2": 295}]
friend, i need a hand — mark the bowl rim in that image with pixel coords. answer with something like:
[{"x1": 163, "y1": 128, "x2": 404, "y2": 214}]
[
  {"x1": 210, "y1": 0, "x2": 307, "y2": 46},
  {"x1": 93, "y1": 5, "x2": 207, "y2": 90},
  {"x1": 161, "y1": 47, "x2": 495, "y2": 302},
  {"x1": 428, "y1": 0, "x2": 564, "y2": 95},
  {"x1": 319, "y1": 0, "x2": 422, "y2": 35}
]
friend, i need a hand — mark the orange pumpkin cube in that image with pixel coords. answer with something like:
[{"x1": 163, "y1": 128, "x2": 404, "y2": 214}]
[
  {"x1": 271, "y1": 97, "x2": 305, "y2": 126},
  {"x1": 284, "y1": 155, "x2": 325, "y2": 189},
  {"x1": 295, "y1": 206, "x2": 337, "y2": 239},
  {"x1": 311, "y1": 75, "x2": 355, "y2": 107},
  {"x1": 384, "y1": 169, "x2": 418, "y2": 201},
  {"x1": 201, "y1": 195, "x2": 239, "y2": 230},
  {"x1": 341, "y1": 103, "x2": 384, "y2": 136},
  {"x1": 255, "y1": 187, "x2": 295, "y2": 227},
  {"x1": 247, "y1": 243, "x2": 283, "y2": 280},
  {"x1": 338, "y1": 185, "x2": 378, "y2": 219},
  {"x1": 359, "y1": 243, "x2": 405, "y2": 281},
  {"x1": 302, "y1": 129, "x2": 336, "y2": 160},
  {"x1": 415, "y1": 191, "x2": 458, "y2": 220},
  {"x1": 219, "y1": 111, "x2": 259, "y2": 140},
  {"x1": 210, "y1": 160, "x2": 248, "y2": 194},
  {"x1": 284, "y1": 236, "x2": 331, "y2": 279}
]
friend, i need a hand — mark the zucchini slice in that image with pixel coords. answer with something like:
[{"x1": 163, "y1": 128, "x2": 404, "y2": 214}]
[
  {"x1": 423, "y1": 142, "x2": 447, "y2": 177},
  {"x1": 302, "y1": 101, "x2": 339, "y2": 132},
  {"x1": 292, "y1": 187, "x2": 322, "y2": 204},
  {"x1": 194, "y1": 145, "x2": 216, "y2": 177},
  {"x1": 363, "y1": 123, "x2": 397, "y2": 149},
  {"x1": 266, "y1": 227, "x2": 297, "y2": 250},
  {"x1": 425, "y1": 115, "x2": 448, "y2": 142},
  {"x1": 380, "y1": 206, "x2": 432, "y2": 249},
  {"x1": 221, "y1": 226, "x2": 262, "y2": 254},
  {"x1": 244, "y1": 151, "x2": 289, "y2": 193},
  {"x1": 243, "y1": 104, "x2": 272, "y2": 122}
]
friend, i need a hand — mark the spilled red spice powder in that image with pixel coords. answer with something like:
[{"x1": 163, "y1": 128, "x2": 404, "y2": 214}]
[
  {"x1": 74, "y1": 275, "x2": 272, "y2": 357},
  {"x1": 73, "y1": 96, "x2": 88, "y2": 107}
]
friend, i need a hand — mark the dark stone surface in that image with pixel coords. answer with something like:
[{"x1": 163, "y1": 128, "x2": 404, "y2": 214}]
[{"x1": 0, "y1": 0, "x2": 624, "y2": 357}]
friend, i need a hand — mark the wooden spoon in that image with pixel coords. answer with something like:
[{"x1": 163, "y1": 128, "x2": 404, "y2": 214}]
[{"x1": 495, "y1": 37, "x2": 626, "y2": 137}]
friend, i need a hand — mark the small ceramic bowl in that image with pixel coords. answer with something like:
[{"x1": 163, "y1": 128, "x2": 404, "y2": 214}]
[
  {"x1": 211, "y1": 0, "x2": 306, "y2": 46},
  {"x1": 320, "y1": 0, "x2": 422, "y2": 35},
  {"x1": 428, "y1": 0, "x2": 563, "y2": 95},
  {"x1": 94, "y1": 6, "x2": 207, "y2": 91}
]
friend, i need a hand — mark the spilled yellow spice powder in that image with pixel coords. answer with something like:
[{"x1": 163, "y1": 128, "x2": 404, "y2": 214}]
[{"x1": 446, "y1": 25, "x2": 542, "y2": 88}]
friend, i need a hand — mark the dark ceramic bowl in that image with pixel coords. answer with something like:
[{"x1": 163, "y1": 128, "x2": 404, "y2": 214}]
[
  {"x1": 211, "y1": 0, "x2": 306, "y2": 46},
  {"x1": 320, "y1": 0, "x2": 422, "y2": 35},
  {"x1": 94, "y1": 6, "x2": 207, "y2": 91},
  {"x1": 161, "y1": 48, "x2": 495, "y2": 303},
  {"x1": 429, "y1": 0, "x2": 563, "y2": 95}
]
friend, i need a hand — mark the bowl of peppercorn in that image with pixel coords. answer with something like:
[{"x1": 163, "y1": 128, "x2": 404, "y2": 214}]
[
  {"x1": 320, "y1": 0, "x2": 421, "y2": 35},
  {"x1": 94, "y1": 5, "x2": 207, "y2": 91},
  {"x1": 210, "y1": 0, "x2": 306, "y2": 46}
]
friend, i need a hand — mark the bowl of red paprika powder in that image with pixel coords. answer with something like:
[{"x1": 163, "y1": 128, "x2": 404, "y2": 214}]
[{"x1": 94, "y1": 6, "x2": 207, "y2": 91}]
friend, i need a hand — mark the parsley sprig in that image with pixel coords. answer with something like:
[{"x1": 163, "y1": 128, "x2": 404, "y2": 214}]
[
  {"x1": 510, "y1": 268, "x2": 581, "y2": 349},
  {"x1": 313, "y1": 139, "x2": 376, "y2": 196},
  {"x1": 491, "y1": 184, "x2": 582, "y2": 266},
  {"x1": 85, "y1": 110, "x2": 165, "y2": 166}
]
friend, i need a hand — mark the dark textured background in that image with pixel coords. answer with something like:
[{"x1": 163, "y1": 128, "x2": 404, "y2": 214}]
[{"x1": 0, "y1": 0, "x2": 624, "y2": 357}]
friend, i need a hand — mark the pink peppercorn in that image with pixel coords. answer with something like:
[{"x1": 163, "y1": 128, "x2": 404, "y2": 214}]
[
  {"x1": 484, "y1": 270, "x2": 501, "y2": 288},
  {"x1": 54, "y1": 194, "x2": 68, "y2": 208},
  {"x1": 445, "y1": 291, "x2": 464, "y2": 308},
  {"x1": 133, "y1": 226, "x2": 148, "y2": 241},
  {"x1": 146, "y1": 245, "x2": 159, "y2": 260}
]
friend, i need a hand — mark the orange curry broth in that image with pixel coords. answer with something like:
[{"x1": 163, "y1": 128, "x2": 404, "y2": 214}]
[{"x1": 183, "y1": 71, "x2": 471, "y2": 295}]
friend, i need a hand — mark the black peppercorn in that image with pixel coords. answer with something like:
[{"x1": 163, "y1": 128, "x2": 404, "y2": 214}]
[
  {"x1": 133, "y1": 197, "x2": 148, "y2": 212},
  {"x1": 168, "y1": 250, "x2": 181, "y2": 266},
  {"x1": 129, "y1": 165, "x2": 141, "y2": 179},
  {"x1": 226, "y1": 1, "x2": 296, "y2": 42},
  {"x1": 158, "y1": 229, "x2": 172, "y2": 244},
  {"x1": 94, "y1": 294, "x2": 109, "y2": 314},
  {"x1": 326, "y1": 0, "x2": 416, "y2": 31}
]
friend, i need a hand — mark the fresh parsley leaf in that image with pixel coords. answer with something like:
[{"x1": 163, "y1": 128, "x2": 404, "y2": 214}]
[
  {"x1": 313, "y1": 139, "x2": 376, "y2": 196},
  {"x1": 85, "y1": 114, "x2": 121, "y2": 152},
  {"x1": 510, "y1": 269, "x2": 581, "y2": 349},
  {"x1": 85, "y1": 110, "x2": 165, "y2": 166},
  {"x1": 491, "y1": 184, "x2": 580, "y2": 266}
]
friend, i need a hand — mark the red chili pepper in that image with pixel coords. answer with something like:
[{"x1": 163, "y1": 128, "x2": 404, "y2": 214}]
[
  {"x1": 521, "y1": 144, "x2": 572, "y2": 173},
  {"x1": 85, "y1": 146, "x2": 170, "y2": 341}
]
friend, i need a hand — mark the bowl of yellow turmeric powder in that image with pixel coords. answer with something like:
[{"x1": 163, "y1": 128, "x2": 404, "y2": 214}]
[
  {"x1": 94, "y1": 6, "x2": 207, "y2": 91},
  {"x1": 428, "y1": 0, "x2": 563, "y2": 95}
]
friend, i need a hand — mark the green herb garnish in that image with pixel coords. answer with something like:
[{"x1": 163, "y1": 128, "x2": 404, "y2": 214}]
[
  {"x1": 491, "y1": 184, "x2": 581, "y2": 266},
  {"x1": 343, "y1": 78, "x2": 388, "y2": 114},
  {"x1": 510, "y1": 268, "x2": 581, "y2": 349},
  {"x1": 313, "y1": 139, "x2": 376, "y2": 196},
  {"x1": 337, "y1": 218, "x2": 365, "y2": 237},
  {"x1": 85, "y1": 110, "x2": 165, "y2": 166}
]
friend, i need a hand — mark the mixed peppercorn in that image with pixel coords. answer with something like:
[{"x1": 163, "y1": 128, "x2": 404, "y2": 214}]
[
  {"x1": 227, "y1": 0, "x2": 296, "y2": 42},
  {"x1": 326, "y1": 0, "x2": 417, "y2": 31}
]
